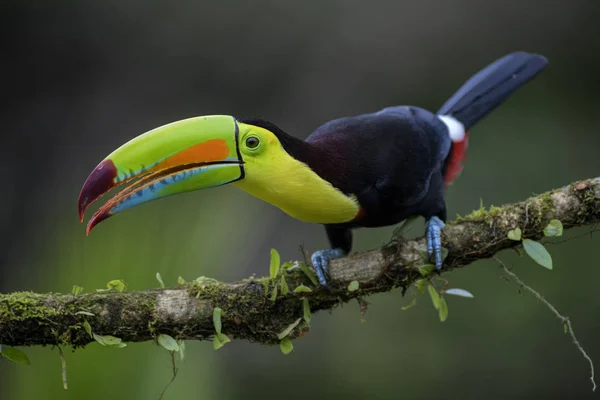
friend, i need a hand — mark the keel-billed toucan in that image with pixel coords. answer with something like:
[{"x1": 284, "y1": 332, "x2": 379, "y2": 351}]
[{"x1": 78, "y1": 52, "x2": 547, "y2": 287}]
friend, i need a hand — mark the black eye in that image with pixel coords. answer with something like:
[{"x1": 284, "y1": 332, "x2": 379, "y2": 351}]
[{"x1": 246, "y1": 136, "x2": 260, "y2": 149}]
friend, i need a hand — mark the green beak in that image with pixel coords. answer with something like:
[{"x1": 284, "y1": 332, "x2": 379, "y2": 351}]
[{"x1": 78, "y1": 115, "x2": 244, "y2": 234}]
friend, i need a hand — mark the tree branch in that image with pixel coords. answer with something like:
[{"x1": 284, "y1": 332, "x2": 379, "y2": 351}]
[{"x1": 1, "y1": 177, "x2": 599, "y2": 348}]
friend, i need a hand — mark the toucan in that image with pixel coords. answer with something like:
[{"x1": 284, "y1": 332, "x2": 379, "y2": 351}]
[{"x1": 78, "y1": 52, "x2": 547, "y2": 287}]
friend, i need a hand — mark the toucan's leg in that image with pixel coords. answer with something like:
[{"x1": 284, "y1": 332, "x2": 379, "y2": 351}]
[
  {"x1": 311, "y1": 225, "x2": 352, "y2": 287},
  {"x1": 426, "y1": 214, "x2": 446, "y2": 270}
]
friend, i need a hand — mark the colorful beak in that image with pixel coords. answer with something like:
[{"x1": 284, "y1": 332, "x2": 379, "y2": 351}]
[{"x1": 78, "y1": 115, "x2": 244, "y2": 234}]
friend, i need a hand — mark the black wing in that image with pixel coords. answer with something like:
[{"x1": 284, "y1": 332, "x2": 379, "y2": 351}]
[{"x1": 307, "y1": 106, "x2": 451, "y2": 226}]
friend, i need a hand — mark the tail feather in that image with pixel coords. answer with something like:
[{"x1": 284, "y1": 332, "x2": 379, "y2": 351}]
[{"x1": 437, "y1": 52, "x2": 548, "y2": 129}]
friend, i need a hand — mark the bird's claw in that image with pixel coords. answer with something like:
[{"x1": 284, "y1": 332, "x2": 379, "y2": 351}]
[
  {"x1": 311, "y1": 248, "x2": 346, "y2": 288},
  {"x1": 426, "y1": 216, "x2": 445, "y2": 270}
]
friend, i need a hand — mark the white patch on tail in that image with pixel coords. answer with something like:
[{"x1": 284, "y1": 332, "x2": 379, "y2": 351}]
[
  {"x1": 438, "y1": 115, "x2": 469, "y2": 186},
  {"x1": 438, "y1": 115, "x2": 466, "y2": 141}
]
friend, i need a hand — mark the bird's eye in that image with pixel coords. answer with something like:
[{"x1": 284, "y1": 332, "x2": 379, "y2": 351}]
[{"x1": 246, "y1": 136, "x2": 260, "y2": 149}]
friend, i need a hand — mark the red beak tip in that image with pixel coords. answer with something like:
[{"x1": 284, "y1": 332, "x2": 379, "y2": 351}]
[
  {"x1": 86, "y1": 221, "x2": 95, "y2": 236},
  {"x1": 86, "y1": 211, "x2": 111, "y2": 235},
  {"x1": 86, "y1": 220, "x2": 95, "y2": 236},
  {"x1": 77, "y1": 159, "x2": 118, "y2": 224}
]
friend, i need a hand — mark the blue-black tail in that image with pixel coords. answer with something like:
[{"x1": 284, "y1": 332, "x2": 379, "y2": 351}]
[{"x1": 437, "y1": 52, "x2": 548, "y2": 129}]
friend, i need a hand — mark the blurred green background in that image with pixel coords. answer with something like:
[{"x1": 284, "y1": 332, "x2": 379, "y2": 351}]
[{"x1": 2, "y1": 1, "x2": 600, "y2": 399}]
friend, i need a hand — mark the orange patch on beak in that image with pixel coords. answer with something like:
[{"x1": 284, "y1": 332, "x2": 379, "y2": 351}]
[{"x1": 155, "y1": 138, "x2": 231, "y2": 169}]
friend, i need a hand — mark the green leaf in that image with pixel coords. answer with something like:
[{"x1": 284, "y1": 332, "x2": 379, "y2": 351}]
[
  {"x1": 195, "y1": 276, "x2": 218, "y2": 284},
  {"x1": 217, "y1": 333, "x2": 230, "y2": 344},
  {"x1": 93, "y1": 334, "x2": 126, "y2": 348},
  {"x1": 298, "y1": 262, "x2": 318, "y2": 285},
  {"x1": 302, "y1": 298, "x2": 311, "y2": 324},
  {"x1": 72, "y1": 285, "x2": 84, "y2": 295},
  {"x1": 417, "y1": 264, "x2": 436, "y2": 277},
  {"x1": 156, "y1": 272, "x2": 165, "y2": 288},
  {"x1": 445, "y1": 288, "x2": 474, "y2": 298},
  {"x1": 414, "y1": 279, "x2": 427, "y2": 294},
  {"x1": 74, "y1": 311, "x2": 95, "y2": 316},
  {"x1": 279, "y1": 337, "x2": 293, "y2": 355},
  {"x1": 270, "y1": 285, "x2": 278, "y2": 302},
  {"x1": 280, "y1": 275, "x2": 290, "y2": 295},
  {"x1": 507, "y1": 227, "x2": 522, "y2": 241},
  {"x1": 523, "y1": 239, "x2": 553, "y2": 270},
  {"x1": 213, "y1": 333, "x2": 230, "y2": 350},
  {"x1": 106, "y1": 279, "x2": 126, "y2": 292},
  {"x1": 158, "y1": 334, "x2": 179, "y2": 352},
  {"x1": 177, "y1": 276, "x2": 186, "y2": 285},
  {"x1": 293, "y1": 284, "x2": 312, "y2": 293},
  {"x1": 83, "y1": 320, "x2": 93, "y2": 338},
  {"x1": 269, "y1": 248, "x2": 281, "y2": 279},
  {"x1": 99, "y1": 335, "x2": 122, "y2": 346},
  {"x1": 401, "y1": 298, "x2": 417, "y2": 311},
  {"x1": 347, "y1": 281, "x2": 359, "y2": 292},
  {"x1": 213, "y1": 307, "x2": 222, "y2": 334},
  {"x1": 281, "y1": 261, "x2": 295, "y2": 270},
  {"x1": 92, "y1": 334, "x2": 106, "y2": 345},
  {"x1": 178, "y1": 340, "x2": 186, "y2": 361},
  {"x1": 544, "y1": 219, "x2": 563, "y2": 237},
  {"x1": 277, "y1": 318, "x2": 302, "y2": 340},
  {"x1": 213, "y1": 335, "x2": 224, "y2": 350},
  {"x1": 438, "y1": 297, "x2": 448, "y2": 322},
  {"x1": 428, "y1": 284, "x2": 441, "y2": 310},
  {"x1": 1, "y1": 347, "x2": 31, "y2": 365}
]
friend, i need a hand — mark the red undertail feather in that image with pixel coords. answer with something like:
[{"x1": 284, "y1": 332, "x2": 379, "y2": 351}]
[{"x1": 444, "y1": 131, "x2": 469, "y2": 186}]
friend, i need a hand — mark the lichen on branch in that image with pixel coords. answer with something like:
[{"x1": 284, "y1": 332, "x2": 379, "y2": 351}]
[{"x1": 0, "y1": 177, "x2": 599, "y2": 348}]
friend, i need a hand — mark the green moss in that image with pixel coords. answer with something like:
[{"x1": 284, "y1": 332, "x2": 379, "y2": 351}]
[
  {"x1": 534, "y1": 192, "x2": 555, "y2": 226},
  {"x1": 454, "y1": 203, "x2": 504, "y2": 224},
  {"x1": 453, "y1": 188, "x2": 557, "y2": 231},
  {"x1": 575, "y1": 180, "x2": 600, "y2": 224},
  {"x1": 186, "y1": 271, "x2": 317, "y2": 343},
  {"x1": 0, "y1": 291, "x2": 60, "y2": 322},
  {"x1": 188, "y1": 279, "x2": 226, "y2": 300},
  {"x1": 456, "y1": 206, "x2": 486, "y2": 223},
  {"x1": 141, "y1": 295, "x2": 160, "y2": 335},
  {"x1": 59, "y1": 324, "x2": 82, "y2": 346}
]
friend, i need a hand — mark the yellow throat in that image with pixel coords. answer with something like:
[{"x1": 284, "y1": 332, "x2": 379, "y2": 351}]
[{"x1": 232, "y1": 124, "x2": 360, "y2": 224}]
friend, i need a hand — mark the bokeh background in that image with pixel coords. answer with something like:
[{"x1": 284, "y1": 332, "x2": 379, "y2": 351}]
[{"x1": 2, "y1": 1, "x2": 600, "y2": 399}]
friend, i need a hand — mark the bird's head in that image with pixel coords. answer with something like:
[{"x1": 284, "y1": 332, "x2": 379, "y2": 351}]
[{"x1": 78, "y1": 115, "x2": 360, "y2": 234}]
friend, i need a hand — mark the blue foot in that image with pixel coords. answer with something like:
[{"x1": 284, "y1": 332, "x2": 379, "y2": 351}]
[
  {"x1": 426, "y1": 216, "x2": 445, "y2": 270},
  {"x1": 311, "y1": 248, "x2": 347, "y2": 287}
]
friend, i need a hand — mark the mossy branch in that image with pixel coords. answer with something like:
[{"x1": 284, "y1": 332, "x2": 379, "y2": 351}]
[{"x1": 0, "y1": 177, "x2": 599, "y2": 348}]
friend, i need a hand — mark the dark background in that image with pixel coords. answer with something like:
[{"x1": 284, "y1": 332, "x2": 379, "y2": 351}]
[{"x1": 2, "y1": 1, "x2": 599, "y2": 399}]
